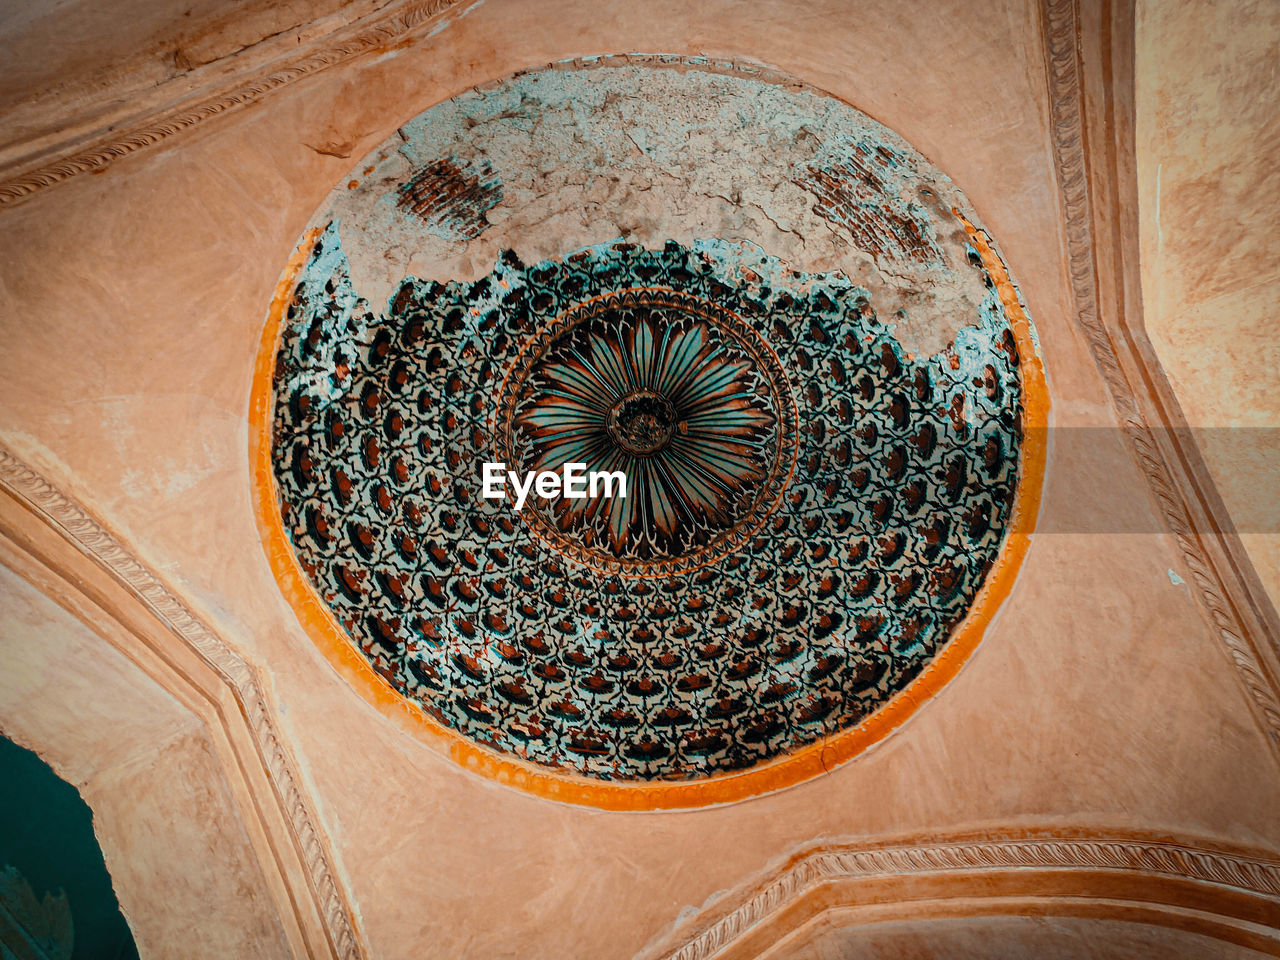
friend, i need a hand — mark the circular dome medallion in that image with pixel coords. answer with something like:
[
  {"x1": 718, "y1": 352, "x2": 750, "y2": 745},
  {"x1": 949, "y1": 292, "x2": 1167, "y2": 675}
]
[
  {"x1": 252, "y1": 56, "x2": 1048, "y2": 808},
  {"x1": 606, "y1": 390, "x2": 676, "y2": 457},
  {"x1": 497, "y1": 287, "x2": 798, "y2": 576}
]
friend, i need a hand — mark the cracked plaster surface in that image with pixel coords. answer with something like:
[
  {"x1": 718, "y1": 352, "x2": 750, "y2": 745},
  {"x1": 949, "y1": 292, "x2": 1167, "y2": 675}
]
[{"x1": 320, "y1": 59, "x2": 989, "y2": 359}]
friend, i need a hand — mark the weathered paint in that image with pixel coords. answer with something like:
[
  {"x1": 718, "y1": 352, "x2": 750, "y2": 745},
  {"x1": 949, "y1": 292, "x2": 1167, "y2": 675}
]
[
  {"x1": 324, "y1": 56, "x2": 986, "y2": 358},
  {"x1": 395, "y1": 156, "x2": 502, "y2": 240}
]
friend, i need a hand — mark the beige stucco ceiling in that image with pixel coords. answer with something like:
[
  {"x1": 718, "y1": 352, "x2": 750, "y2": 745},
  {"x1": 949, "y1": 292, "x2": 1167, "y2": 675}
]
[
  {"x1": 0, "y1": 0, "x2": 1277, "y2": 957},
  {"x1": 1136, "y1": 0, "x2": 1280, "y2": 606}
]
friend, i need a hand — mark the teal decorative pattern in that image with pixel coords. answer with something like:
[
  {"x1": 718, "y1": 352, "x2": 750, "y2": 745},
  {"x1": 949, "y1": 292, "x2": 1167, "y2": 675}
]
[{"x1": 270, "y1": 231, "x2": 1023, "y2": 780}]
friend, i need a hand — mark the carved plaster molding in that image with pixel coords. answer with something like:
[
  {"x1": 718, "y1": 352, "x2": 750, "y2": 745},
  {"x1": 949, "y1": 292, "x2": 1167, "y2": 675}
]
[
  {"x1": 0, "y1": 446, "x2": 364, "y2": 960},
  {"x1": 0, "y1": 0, "x2": 466, "y2": 208},
  {"x1": 1039, "y1": 0, "x2": 1280, "y2": 750},
  {"x1": 656, "y1": 834, "x2": 1280, "y2": 960}
]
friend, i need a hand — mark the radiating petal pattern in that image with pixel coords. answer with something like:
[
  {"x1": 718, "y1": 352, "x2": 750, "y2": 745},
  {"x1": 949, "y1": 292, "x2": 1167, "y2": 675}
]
[{"x1": 503, "y1": 290, "x2": 794, "y2": 572}]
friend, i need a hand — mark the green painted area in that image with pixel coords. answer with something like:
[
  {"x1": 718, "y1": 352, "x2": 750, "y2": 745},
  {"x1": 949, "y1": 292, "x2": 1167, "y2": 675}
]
[
  {"x1": 273, "y1": 231, "x2": 1023, "y2": 780},
  {"x1": 0, "y1": 736, "x2": 138, "y2": 960}
]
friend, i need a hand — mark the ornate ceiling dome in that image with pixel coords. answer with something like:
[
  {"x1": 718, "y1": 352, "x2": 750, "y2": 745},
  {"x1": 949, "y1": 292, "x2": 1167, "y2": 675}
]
[{"x1": 254, "y1": 56, "x2": 1046, "y2": 806}]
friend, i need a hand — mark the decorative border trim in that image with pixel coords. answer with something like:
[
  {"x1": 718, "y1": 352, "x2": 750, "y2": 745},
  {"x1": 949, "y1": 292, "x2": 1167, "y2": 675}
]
[
  {"x1": 1040, "y1": 0, "x2": 1280, "y2": 748},
  {"x1": 0, "y1": 446, "x2": 365, "y2": 960},
  {"x1": 0, "y1": 0, "x2": 466, "y2": 208},
  {"x1": 655, "y1": 833, "x2": 1280, "y2": 960}
]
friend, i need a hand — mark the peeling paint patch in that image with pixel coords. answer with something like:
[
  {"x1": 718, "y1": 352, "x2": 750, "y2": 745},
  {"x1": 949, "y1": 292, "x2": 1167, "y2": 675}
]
[
  {"x1": 321, "y1": 58, "x2": 991, "y2": 357},
  {"x1": 798, "y1": 144, "x2": 943, "y2": 267},
  {"x1": 395, "y1": 156, "x2": 501, "y2": 241}
]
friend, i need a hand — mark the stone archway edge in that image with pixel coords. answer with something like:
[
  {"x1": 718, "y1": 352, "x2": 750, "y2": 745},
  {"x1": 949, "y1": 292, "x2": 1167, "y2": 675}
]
[
  {"x1": 3, "y1": 431, "x2": 1279, "y2": 960},
  {"x1": 0, "y1": 444, "x2": 366, "y2": 960},
  {"x1": 1039, "y1": 0, "x2": 1280, "y2": 754},
  {"x1": 648, "y1": 830, "x2": 1280, "y2": 960}
]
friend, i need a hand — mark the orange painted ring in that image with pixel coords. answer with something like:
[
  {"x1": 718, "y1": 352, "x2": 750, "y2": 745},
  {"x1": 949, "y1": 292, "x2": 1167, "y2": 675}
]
[{"x1": 249, "y1": 215, "x2": 1049, "y2": 810}]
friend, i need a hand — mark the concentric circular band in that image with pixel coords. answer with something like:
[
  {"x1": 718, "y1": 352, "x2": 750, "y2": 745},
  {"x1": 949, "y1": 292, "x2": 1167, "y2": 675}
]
[{"x1": 494, "y1": 287, "x2": 799, "y2": 577}]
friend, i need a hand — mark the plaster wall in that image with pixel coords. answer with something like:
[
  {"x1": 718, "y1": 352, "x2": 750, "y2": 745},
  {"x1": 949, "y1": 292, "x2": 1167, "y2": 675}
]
[
  {"x1": 0, "y1": 1, "x2": 1277, "y2": 958},
  {"x1": 0, "y1": 564, "x2": 292, "y2": 959},
  {"x1": 0, "y1": 0, "x2": 379, "y2": 160},
  {"x1": 1135, "y1": 0, "x2": 1280, "y2": 604}
]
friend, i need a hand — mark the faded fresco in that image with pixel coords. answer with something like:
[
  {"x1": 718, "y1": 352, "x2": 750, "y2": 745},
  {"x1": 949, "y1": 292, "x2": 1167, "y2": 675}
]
[{"x1": 268, "y1": 57, "x2": 1032, "y2": 782}]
